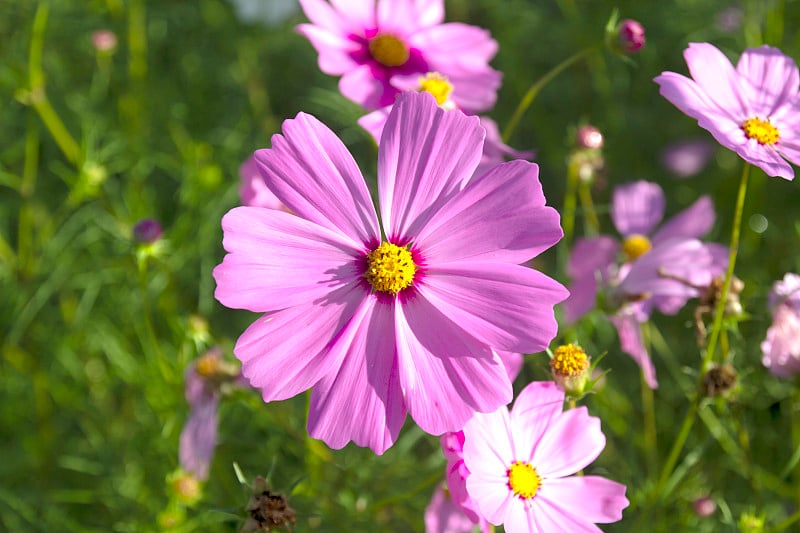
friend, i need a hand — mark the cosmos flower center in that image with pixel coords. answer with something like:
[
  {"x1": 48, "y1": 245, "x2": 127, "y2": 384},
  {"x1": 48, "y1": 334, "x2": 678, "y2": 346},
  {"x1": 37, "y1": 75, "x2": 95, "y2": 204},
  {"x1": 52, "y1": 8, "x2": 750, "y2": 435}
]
[
  {"x1": 368, "y1": 34, "x2": 409, "y2": 67},
  {"x1": 365, "y1": 242, "x2": 416, "y2": 294},
  {"x1": 418, "y1": 72, "x2": 454, "y2": 106},
  {"x1": 195, "y1": 352, "x2": 221, "y2": 378},
  {"x1": 507, "y1": 460, "x2": 541, "y2": 500},
  {"x1": 742, "y1": 117, "x2": 780, "y2": 145},
  {"x1": 550, "y1": 343, "x2": 590, "y2": 377},
  {"x1": 622, "y1": 234, "x2": 651, "y2": 261}
]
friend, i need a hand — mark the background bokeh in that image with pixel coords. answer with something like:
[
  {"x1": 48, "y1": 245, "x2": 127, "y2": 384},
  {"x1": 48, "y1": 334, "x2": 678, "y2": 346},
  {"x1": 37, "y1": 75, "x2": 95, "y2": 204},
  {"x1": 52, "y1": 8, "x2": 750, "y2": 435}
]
[{"x1": 2, "y1": 0, "x2": 799, "y2": 531}]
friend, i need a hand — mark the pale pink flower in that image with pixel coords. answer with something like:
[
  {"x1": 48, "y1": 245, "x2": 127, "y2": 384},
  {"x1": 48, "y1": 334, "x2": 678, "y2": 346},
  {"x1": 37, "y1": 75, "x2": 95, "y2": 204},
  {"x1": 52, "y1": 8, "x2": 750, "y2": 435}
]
[
  {"x1": 461, "y1": 381, "x2": 629, "y2": 532},
  {"x1": 296, "y1": 0, "x2": 500, "y2": 109},
  {"x1": 660, "y1": 138, "x2": 715, "y2": 178},
  {"x1": 425, "y1": 484, "x2": 489, "y2": 533},
  {"x1": 655, "y1": 43, "x2": 800, "y2": 180},
  {"x1": 213, "y1": 92, "x2": 567, "y2": 454},
  {"x1": 762, "y1": 273, "x2": 800, "y2": 377}
]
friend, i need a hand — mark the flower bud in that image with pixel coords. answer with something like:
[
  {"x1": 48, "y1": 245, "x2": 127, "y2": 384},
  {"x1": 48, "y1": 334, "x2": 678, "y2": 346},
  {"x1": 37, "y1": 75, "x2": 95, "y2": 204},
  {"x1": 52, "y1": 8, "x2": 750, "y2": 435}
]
[
  {"x1": 133, "y1": 218, "x2": 163, "y2": 244},
  {"x1": 576, "y1": 125, "x2": 604, "y2": 150},
  {"x1": 91, "y1": 30, "x2": 118, "y2": 53},
  {"x1": 550, "y1": 344, "x2": 592, "y2": 399},
  {"x1": 693, "y1": 496, "x2": 716, "y2": 518},
  {"x1": 617, "y1": 19, "x2": 645, "y2": 54}
]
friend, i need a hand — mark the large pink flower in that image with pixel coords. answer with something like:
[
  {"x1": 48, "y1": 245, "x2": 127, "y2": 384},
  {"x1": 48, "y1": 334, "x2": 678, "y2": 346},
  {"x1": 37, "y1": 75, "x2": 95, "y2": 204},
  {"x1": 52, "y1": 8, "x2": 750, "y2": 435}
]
[
  {"x1": 213, "y1": 92, "x2": 567, "y2": 454},
  {"x1": 654, "y1": 43, "x2": 800, "y2": 180},
  {"x1": 297, "y1": 0, "x2": 500, "y2": 109},
  {"x1": 461, "y1": 381, "x2": 629, "y2": 532}
]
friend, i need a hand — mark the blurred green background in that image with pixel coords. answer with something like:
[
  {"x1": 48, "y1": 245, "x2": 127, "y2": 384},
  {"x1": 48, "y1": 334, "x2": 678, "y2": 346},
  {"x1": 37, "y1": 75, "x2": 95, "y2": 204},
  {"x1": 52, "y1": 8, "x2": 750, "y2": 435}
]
[{"x1": 1, "y1": 0, "x2": 799, "y2": 531}]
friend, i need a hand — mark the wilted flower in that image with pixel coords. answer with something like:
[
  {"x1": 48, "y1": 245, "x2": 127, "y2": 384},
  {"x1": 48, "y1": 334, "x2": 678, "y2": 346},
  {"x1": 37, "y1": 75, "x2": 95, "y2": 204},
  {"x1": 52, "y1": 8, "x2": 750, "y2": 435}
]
[
  {"x1": 655, "y1": 43, "x2": 800, "y2": 180},
  {"x1": 565, "y1": 180, "x2": 727, "y2": 387},
  {"x1": 296, "y1": 0, "x2": 500, "y2": 109},
  {"x1": 461, "y1": 381, "x2": 629, "y2": 532},
  {"x1": 761, "y1": 273, "x2": 800, "y2": 377},
  {"x1": 213, "y1": 92, "x2": 567, "y2": 454},
  {"x1": 241, "y1": 476, "x2": 296, "y2": 533}
]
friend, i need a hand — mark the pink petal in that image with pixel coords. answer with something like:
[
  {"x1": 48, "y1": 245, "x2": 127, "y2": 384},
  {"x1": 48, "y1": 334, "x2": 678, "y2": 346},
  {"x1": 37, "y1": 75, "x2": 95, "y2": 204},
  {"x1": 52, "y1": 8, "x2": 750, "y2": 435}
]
[
  {"x1": 652, "y1": 196, "x2": 715, "y2": 245},
  {"x1": 239, "y1": 155, "x2": 285, "y2": 209},
  {"x1": 509, "y1": 382, "x2": 565, "y2": 462},
  {"x1": 464, "y1": 474, "x2": 514, "y2": 527},
  {"x1": 498, "y1": 351, "x2": 523, "y2": 382},
  {"x1": 462, "y1": 408, "x2": 514, "y2": 477},
  {"x1": 179, "y1": 395, "x2": 218, "y2": 481},
  {"x1": 538, "y1": 476, "x2": 629, "y2": 524},
  {"x1": 413, "y1": 160, "x2": 563, "y2": 265},
  {"x1": 619, "y1": 238, "x2": 714, "y2": 299},
  {"x1": 329, "y1": 0, "x2": 375, "y2": 31},
  {"x1": 611, "y1": 181, "x2": 665, "y2": 236},
  {"x1": 523, "y1": 496, "x2": 604, "y2": 533},
  {"x1": 378, "y1": 92, "x2": 484, "y2": 242},
  {"x1": 563, "y1": 276, "x2": 600, "y2": 324},
  {"x1": 377, "y1": 0, "x2": 444, "y2": 34},
  {"x1": 424, "y1": 485, "x2": 480, "y2": 533},
  {"x1": 530, "y1": 407, "x2": 606, "y2": 478},
  {"x1": 502, "y1": 499, "x2": 545, "y2": 533},
  {"x1": 418, "y1": 262, "x2": 567, "y2": 354},
  {"x1": 411, "y1": 23, "x2": 498, "y2": 71},
  {"x1": 738, "y1": 142, "x2": 796, "y2": 179},
  {"x1": 340, "y1": 62, "x2": 395, "y2": 110},
  {"x1": 567, "y1": 236, "x2": 619, "y2": 279},
  {"x1": 214, "y1": 207, "x2": 363, "y2": 312},
  {"x1": 684, "y1": 42, "x2": 750, "y2": 117},
  {"x1": 308, "y1": 296, "x2": 407, "y2": 454},
  {"x1": 297, "y1": 0, "x2": 350, "y2": 33},
  {"x1": 736, "y1": 45, "x2": 800, "y2": 114},
  {"x1": 358, "y1": 106, "x2": 391, "y2": 144},
  {"x1": 254, "y1": 113, "x2": 380, "y2": 249},
  {"x1": 235, "y1": 283, "x2": 366, "y2": 402},
  {"x1": 609, "y1": 313, "x2": 658, "y2": 389},
  {"x1": 395, "y1": 294, "x2": 512, "y2": 434},
  {"x1": 296, "y1": 23, "x2": 361, "y2": 75},
  {"x1": 447, "y1": 67, "x2": 502, "y2": 114}
]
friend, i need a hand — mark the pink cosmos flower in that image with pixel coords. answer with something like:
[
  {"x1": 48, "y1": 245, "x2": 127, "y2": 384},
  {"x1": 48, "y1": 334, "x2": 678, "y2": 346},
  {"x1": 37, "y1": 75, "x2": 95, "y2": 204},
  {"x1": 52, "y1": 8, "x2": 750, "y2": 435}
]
[
  {"x1": 762, "y1": 273, "x2": 800, "y2": 377},
  {"x1": 296, "y1": 0, "x2": 500, "y2": 110},
  {"x1": 425, "y1": 484, "x2": 490, "y2": 533},
  {"x1": 239, "y1": 154, "x2": 286, "y2": 209},
  {"x1": 654, "y1": 43, "x2": 800, "y2": 180},
  {"x1": 565, "y1": 180, "x2": 726, "y2": 387},
  {"x1": 213, "y1": 92, "x2": 567, "y2": 454},
  {"x1": 461, "y1": 381, "x2": 629, "y2": 532}
]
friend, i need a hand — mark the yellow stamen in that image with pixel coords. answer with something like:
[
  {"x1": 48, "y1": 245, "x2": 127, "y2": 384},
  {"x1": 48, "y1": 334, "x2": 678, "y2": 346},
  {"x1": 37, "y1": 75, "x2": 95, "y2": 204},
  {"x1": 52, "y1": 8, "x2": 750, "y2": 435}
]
[
  {"x1": 622, "y1": 234, "x2": 651, "y2": 261},
  {"x1": 196, "y1": 352, "x2": 221, "y2": 378},
  {"x1": 368, "y1": 34, "x2": 409, "y2": 67},
  {"x1": 550, "y1": 343, "x2": 590, "y2": 377},
  {"x1": 507, "y1": 461, "x2": 541, "y2": 500},
  {"x1": 742, "y1": 117, "x2": 780, "y2": 145},
  {"x1": 418, "y1": 72, "x2": 454, "y2": 106},
  {"x1": 365, "y1": 242, "x2": 416, "y2": 294}
]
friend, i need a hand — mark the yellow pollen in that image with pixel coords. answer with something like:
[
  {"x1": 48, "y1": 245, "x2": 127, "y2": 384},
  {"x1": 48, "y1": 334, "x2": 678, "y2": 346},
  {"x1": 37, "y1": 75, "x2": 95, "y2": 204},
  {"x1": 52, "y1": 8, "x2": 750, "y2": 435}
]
[
  {"x1": 550, "y1": 343, "x2": 590, "y2": 377},
  {"x1": 368, "y1": 34, "x2": 409, "y2": 67},
  {"x1": 418, "y1": 72, "x2": 454, "y2": 106},
  {"x1": 622, "y1": 233, "x2": 652, "y2": 261},
  {"x1": 365, "y1": 242, "x2": 416, "y2": 294},
  {"x1": 742, "y1": 117, "x2": 780, "y2": 145},
  {"x1": 507, "y1": 461, "x2": 541, "y2": 500}
]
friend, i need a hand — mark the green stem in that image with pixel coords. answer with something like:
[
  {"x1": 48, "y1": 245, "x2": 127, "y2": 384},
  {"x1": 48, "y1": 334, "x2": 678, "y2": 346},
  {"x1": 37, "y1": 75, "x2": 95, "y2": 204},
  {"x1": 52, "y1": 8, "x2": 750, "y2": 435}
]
[
  {"x1": 577, "y1": 183, "x2": 600, "y2": 235},
  {"x1": 770, "y1": 508, "x2": 800, "y2": 533},
  {"x1": 502, "y1": 46, "x2": 596, "y2": 143},
  {"x1": 701, "y1": 163, "x2": 750, "y2": 371},
  {"x1": 562, "y1": 163, "x2": 579, "y2": 247},
  {"x1": 28, "y1": 3, "x2": 81, "y2": 167},
  {"x1": 641, "y1": 324, "x2": 658, "y2": 478}
]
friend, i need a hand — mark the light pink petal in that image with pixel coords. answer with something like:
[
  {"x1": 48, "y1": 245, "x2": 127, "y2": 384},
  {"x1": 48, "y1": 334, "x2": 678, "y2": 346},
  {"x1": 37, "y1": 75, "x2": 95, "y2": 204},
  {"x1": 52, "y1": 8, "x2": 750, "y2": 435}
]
[
  {"x1": 498, "y1": 351, "x2": 523, "y2": 382},
  {"x1": 609, "y1": 313, "x2": 658, "y2": 388},
  {"x1": 462, "y1": 408, "x2": 514, "y2": 477},
  {"x1": 296, "y1": 23, "x2": 361, "y2": 75},
  {"x1": 563, "y1": 276, "x2": 600, "y2": 324},
  {"x1": 509, "y1": 382, "x2": 565, "y2": 463},
  {"x1": 619, "y1": 238, "x2": 714, "y2": 299},
  {"x1": 565, "y1": 236, "x2": 618, "y2": 322},
  {"x1": 378, "y1": 92, "x2": 485, "y2": 242},
  {"x1": 413, "y1": 161, "x2": 562, "y2": 264},
  {"x1": 652, "y1": 196, "x2": 715, "y2": 245},
  {"x1": 234, "y1": 283, "x2": 366, "y2": 402},
  {"x1": 239, "y1": 155, "x2": 285, "y2": 209},
  {"x1": 378, "y1": 0, "x2": 444, "y2": 33},
  {"x1": 411, "y1": 23, "x2": 498, "y2": 70},
  {"x1": 465, "y1": 474, "x2": 514, "y2": 527},
  {"x1": 522, "y1": 496, "x2": 602, "y2": 533},
  {"x1": 340, "y1": 63, "x2": 393, "y2": 110},
  {"x1": 738, "y1": 142, "x2": 796, "y2": 180},
  {"x1": 214, "y1": 207, "x2": 363, "y2": 312},
  {"x1": 444, "y1": 460, "x2": 483, "y2": 524},
  {"x1": 357, "y1": 106, "x2": 391, "y2": 144},
  {"x1": 308, "y1": 296, "x2": 407, "y2": 454},
  {"x1": 530, "y1": 406, "x2": 606, "y2": 478},
  {"x1": 611, "y1": 181, "x2": 665, "y2": 236},
  {"x1": 684, "y1": 42, "x2": 750, "y2": 117},
  {"x1": 297, "y1": 0, "x2": 350, "y2": 33},
  {"x1": 502, "y1": 499, "x2": 546, "y2": 533},
  {"x1": 538, "y1": 476, "x2": 629, "y2": 524},
  {"x1": 447, "y1": 67, "x2": 502, "y2": 114},
  {"x1": 395, "y1": 295, "x2": 513, "y2": 434},
  {"x1": 424, "y1": 485, "x2": 480, "y2": 533},
  {"x1": 179, "y1": 395, "x2": 218, "y2": 481},
  {"x1": 254, "y1": 113, "x2": 380, "y2": 248},
  {"x1": 762, "y1": 305, "x2": 800, "y2": 378},
  {"x1": 418, "y1": 262, "x2": 567, "y2": 354},
  {"x1": 736, "y1": 45, "x2": 800, "y2": 114},
  {"x1": 329, "y1": 0, "x2": 375, "y2": 31}
]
